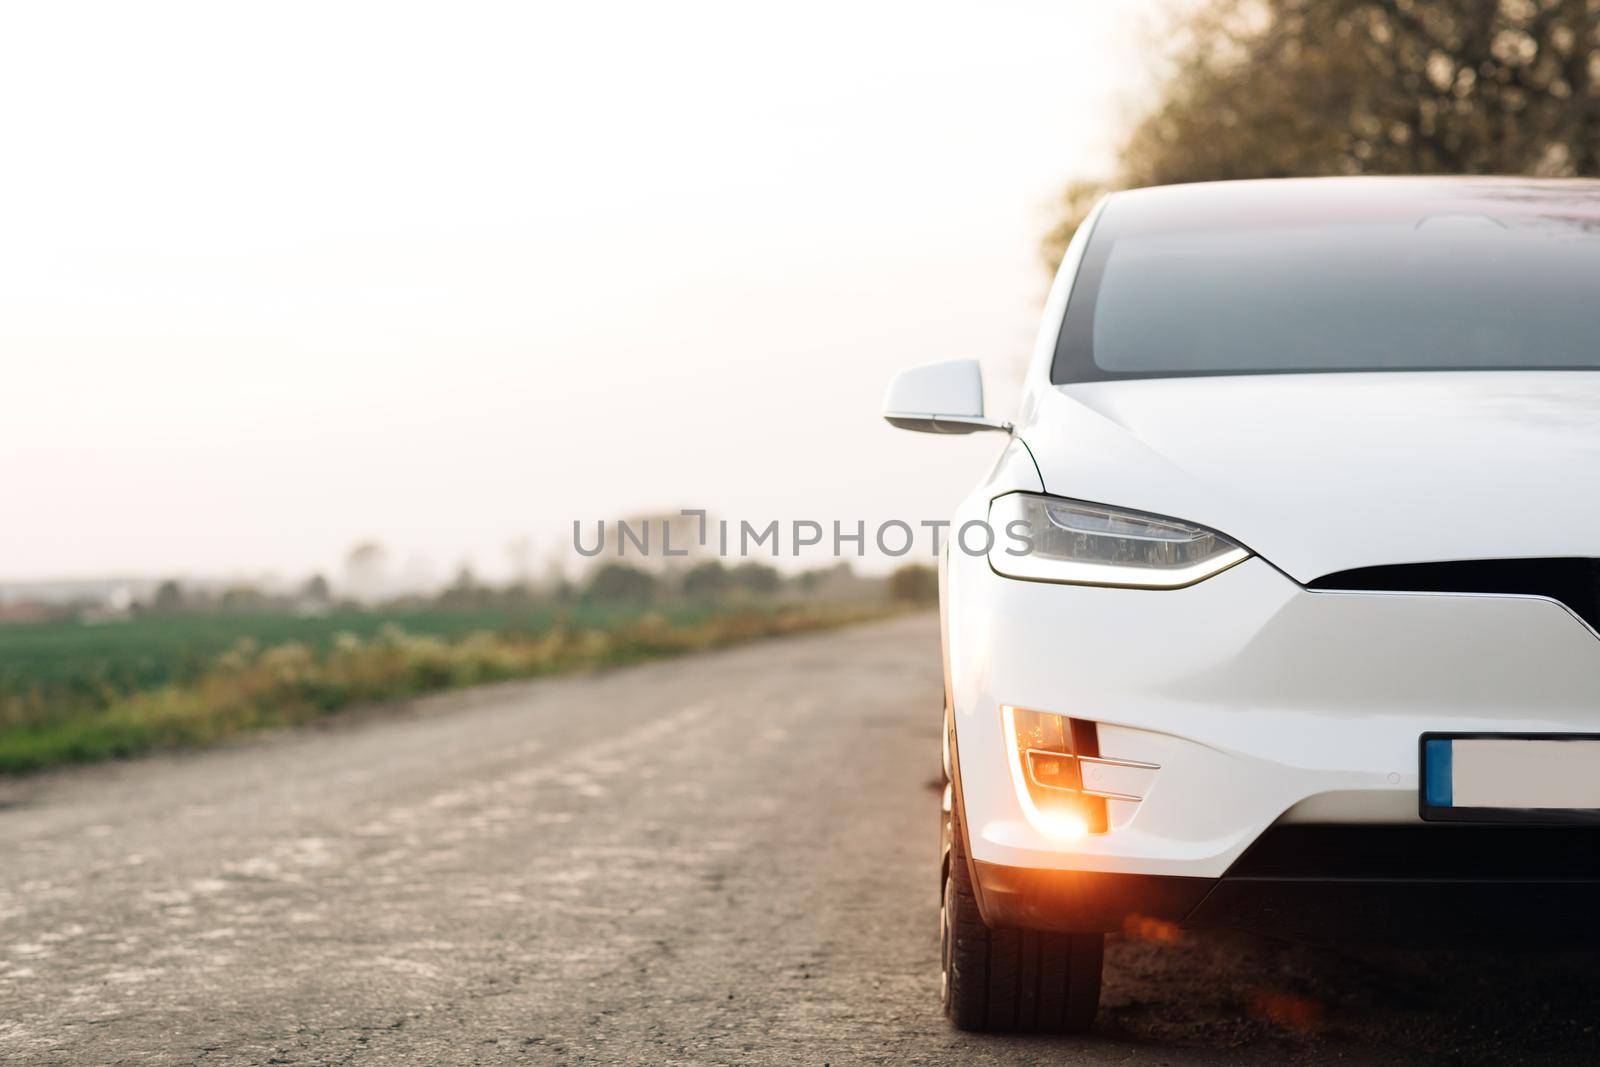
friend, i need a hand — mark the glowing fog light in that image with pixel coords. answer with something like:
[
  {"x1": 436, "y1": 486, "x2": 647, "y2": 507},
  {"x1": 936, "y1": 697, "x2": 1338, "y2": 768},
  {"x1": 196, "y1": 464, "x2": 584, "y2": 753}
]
[
  {"x1": 1032, "y1": 809, "x2": 1088, "y2": 843},
  {"x1": 1002, "y1": 705, "x2": 1106, "y2": 840}
]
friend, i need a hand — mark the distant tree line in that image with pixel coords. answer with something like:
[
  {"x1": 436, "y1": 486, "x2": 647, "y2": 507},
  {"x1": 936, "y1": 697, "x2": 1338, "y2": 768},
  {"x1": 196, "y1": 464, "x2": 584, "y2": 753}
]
[
  {"x1": 127, "y1": 560, "x2": 941, "y2": 616},
  {"x1": 574, "y1": 559, "x2": 938, "y2": 606}
]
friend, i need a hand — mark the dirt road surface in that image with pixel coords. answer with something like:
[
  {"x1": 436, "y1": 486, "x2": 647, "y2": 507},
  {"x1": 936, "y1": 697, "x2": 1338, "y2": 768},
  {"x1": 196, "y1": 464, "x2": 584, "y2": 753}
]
[{"x1": 3, "y1": 616, "x2": 1597, "y2": 1065}]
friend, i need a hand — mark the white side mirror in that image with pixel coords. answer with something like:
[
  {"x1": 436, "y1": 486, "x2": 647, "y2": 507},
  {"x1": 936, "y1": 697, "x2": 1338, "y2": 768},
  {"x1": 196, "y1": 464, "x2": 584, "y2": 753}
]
[{"x1": 881, "y1": 359, "x2": 1011, "y2": 435}]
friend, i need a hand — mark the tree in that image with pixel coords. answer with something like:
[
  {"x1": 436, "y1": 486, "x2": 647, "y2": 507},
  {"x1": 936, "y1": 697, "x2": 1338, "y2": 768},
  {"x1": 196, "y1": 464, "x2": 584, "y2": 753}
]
[
  {"x1": 796, "y1": 560, "x2": 859, "y2": 595},
  {"x1": 681, "y1": 560, "x2": 731, "y2": 600},
  {"x1": 1046, "y1": 0, "x2": 1600, "y2": 268},
  {"x1": 438, "y1": 563, "x2": 489, "y2": 609},
  {"x1": 729, "y1": 562, "x2": 780, "y2": 596},
  {"x1": 300, "y1": 573, "x2": 331, "y2": 604},
  {"x1": 151, "y1": 578, "x2": 184, "y2": 614},
  {"x1": 887, "y1": 563, "x2": 939, "y2": 605},
  {"x1": 583, "y1": 563, "x2": 658, "y2": 603},
  {"x1": 219, "y1": 584, "x2": 268, "y2": 611}
]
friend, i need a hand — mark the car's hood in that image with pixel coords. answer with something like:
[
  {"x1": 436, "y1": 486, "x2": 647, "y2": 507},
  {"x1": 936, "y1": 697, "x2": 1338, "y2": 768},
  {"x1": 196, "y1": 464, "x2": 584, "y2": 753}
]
[{"x1": 1021, "y1": 372, "x2": 1600, "y2": 583}]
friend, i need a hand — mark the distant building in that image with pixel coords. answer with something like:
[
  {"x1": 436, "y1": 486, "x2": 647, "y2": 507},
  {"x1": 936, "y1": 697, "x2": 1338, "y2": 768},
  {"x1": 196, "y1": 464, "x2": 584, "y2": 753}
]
[{"x1": 343, "y1": 541, "x2": 390, "y2": 604}]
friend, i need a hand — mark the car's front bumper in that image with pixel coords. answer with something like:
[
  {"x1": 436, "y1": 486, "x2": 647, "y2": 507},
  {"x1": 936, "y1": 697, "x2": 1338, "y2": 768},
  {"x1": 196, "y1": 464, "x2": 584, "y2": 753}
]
[
  {"x1": 946, "y1": 552, "x2": 1600, "y2": 889},
  {"x1": 966, "y1": 822, "x2": 1600, "y2": 946}
]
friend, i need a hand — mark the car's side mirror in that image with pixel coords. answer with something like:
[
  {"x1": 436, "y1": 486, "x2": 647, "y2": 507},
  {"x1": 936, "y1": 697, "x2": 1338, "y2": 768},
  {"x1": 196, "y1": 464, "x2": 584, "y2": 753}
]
[{"x1": 881, "y1": 359, "x2": 1011, "y2": 435}]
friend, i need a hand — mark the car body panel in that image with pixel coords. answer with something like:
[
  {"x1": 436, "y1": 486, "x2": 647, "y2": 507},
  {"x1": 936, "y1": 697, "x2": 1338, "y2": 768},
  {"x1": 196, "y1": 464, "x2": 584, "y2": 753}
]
[
  {"x1": 1019, "y1": 373, "x2": 1600, "y2": 583},
  {"x1": 947, "y1": 534, "x2": 1600, "y2": 878}
]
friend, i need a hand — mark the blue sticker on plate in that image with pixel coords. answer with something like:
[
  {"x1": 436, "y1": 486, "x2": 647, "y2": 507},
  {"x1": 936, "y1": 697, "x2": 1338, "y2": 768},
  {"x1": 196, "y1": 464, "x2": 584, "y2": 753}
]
[{"x1": 1424, "y1": 738, "x2": 1453, "y2": 808}]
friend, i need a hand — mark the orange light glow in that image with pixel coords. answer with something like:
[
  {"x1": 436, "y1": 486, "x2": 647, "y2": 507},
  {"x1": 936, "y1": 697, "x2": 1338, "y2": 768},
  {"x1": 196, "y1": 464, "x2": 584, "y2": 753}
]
[
  {"x1": 1123, "y1": 914, "x2": 1184, "y2": 944},
  {"x1": 1002, "y1": 705, "x2": 1092, "y2": 843},
  {"x1": 1034, "y1": 809, "x2": 1088, "y2": 842}
]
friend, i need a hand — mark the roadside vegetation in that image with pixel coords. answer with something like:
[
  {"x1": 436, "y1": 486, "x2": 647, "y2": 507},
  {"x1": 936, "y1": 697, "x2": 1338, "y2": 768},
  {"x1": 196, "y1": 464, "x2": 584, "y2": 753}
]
[{"x1": 0, "y1": 560, "x2": 938, "y2": 774}]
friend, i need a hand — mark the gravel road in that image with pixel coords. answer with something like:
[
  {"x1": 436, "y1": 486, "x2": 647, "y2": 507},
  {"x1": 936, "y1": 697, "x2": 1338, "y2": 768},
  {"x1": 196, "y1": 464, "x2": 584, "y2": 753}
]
[{"x1": 3, "y1": 615, "x2": 1598, "y2": 1065}]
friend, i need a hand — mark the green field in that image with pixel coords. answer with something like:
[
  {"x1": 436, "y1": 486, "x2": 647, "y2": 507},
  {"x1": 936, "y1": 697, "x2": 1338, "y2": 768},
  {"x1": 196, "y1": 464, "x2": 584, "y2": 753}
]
[
  {"x1": 0, "y1": 604, "x2": 709, "y2": 717},
  {"x1": 0, "y1": 601, "x2": 891, "y2": 773}
]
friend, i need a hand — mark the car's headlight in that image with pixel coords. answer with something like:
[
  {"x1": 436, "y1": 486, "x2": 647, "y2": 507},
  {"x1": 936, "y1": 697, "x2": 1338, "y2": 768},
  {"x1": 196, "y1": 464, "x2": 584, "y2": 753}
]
[{"x1": 987, "y1": 492, "x2": 1249, "y2": 588}]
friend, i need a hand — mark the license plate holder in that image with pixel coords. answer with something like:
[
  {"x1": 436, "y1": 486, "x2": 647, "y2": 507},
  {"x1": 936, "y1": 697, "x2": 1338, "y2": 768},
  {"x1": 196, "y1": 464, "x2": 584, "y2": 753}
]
[{"x1": 1420, "y1": 733, "x2": 1600, "y2": 824}]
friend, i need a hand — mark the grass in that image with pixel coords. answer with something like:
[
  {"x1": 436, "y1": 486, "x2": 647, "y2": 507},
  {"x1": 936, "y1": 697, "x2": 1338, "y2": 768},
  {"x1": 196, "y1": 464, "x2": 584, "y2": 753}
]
[
  {"x1": 0, "y1": 601, "x2": 898, "y2": 774},
  {"x1": 0, "y1": 604, "x2": 672, "y2": 710}
]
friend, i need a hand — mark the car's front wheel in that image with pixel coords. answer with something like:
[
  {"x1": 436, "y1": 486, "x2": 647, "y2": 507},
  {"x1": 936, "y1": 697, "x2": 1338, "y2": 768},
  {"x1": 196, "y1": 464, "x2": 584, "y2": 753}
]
[{"x1": 940, "y1": 803, "x2": 1103, "y2": 1032}]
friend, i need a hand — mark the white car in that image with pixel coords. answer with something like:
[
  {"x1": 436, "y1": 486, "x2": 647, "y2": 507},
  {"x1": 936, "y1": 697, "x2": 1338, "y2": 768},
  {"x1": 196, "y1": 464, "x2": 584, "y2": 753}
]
[{"x1": 886, "y1": 176, "x2": 1600, "y2": 1033}]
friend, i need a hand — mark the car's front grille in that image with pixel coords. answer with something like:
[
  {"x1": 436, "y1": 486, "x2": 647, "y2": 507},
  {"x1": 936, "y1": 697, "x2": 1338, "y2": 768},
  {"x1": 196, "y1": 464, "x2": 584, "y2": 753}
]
[
  {"x1": 1309, "y1": 557, "x2": 1600, "y2": 632},
  {"x1": 1227, "y1": 824, "x2": 1600, "y2": 881},
  {"x1": 1202, "y1": 825, "x2": 1600, "y2": 944}
]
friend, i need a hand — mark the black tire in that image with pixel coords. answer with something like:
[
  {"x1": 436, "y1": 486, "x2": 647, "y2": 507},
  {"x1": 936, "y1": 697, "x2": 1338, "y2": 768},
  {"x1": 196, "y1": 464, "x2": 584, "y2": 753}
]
[{"x1": 940, "y1": 802, "x2": 1103, "y2": 1033}]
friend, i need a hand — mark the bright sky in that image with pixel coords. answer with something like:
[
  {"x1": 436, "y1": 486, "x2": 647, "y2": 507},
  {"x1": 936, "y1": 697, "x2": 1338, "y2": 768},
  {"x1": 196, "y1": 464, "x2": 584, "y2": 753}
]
[{"x1": 1, "y1": 0, "x2": 1162, "y2": 585}]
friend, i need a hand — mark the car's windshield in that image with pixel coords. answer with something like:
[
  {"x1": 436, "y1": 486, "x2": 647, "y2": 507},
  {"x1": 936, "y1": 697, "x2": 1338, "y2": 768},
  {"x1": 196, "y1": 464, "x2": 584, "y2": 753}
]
[{"x1": 1051, "y1": 181, "x2": 1600, "y2": 382}]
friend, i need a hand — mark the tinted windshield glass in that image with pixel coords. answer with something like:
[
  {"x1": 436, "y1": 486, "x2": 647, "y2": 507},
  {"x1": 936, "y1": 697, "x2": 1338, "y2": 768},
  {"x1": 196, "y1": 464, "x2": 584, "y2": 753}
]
[{"x1": 1051, "y1": 180, "x2": 1600, "y2": 382}]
